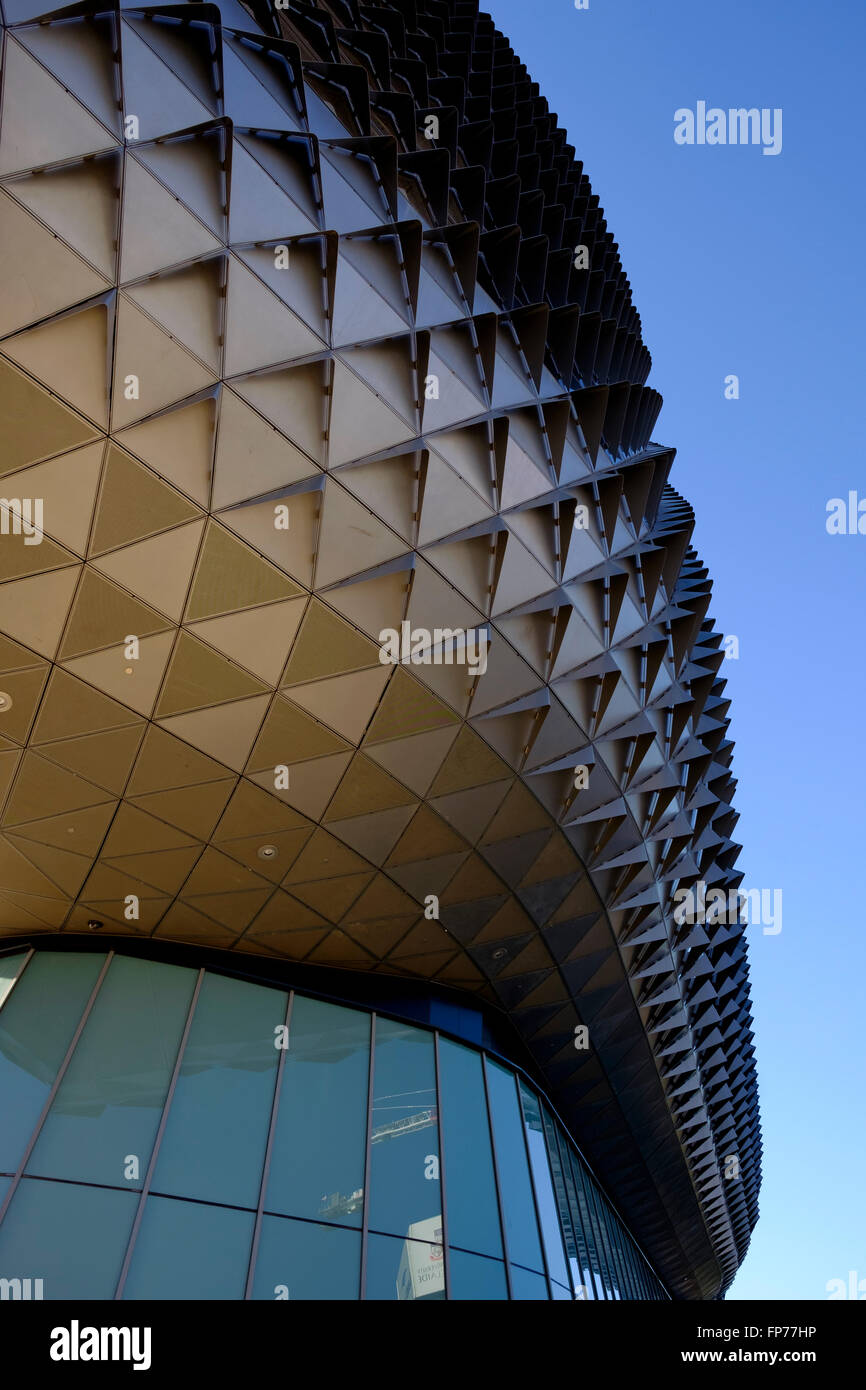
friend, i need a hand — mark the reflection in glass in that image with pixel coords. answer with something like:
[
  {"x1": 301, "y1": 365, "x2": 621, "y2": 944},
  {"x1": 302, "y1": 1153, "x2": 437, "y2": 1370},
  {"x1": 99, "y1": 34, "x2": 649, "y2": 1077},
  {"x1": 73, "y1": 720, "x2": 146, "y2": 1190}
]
[
  {"x1": 0, "y1": 952, "x2": 105, "y2": 1174},
  {"x1": 366, "y1": 1231, "x2": 445, "y2": 1300},
  {"x1": 368, "y1": 1018, "x2": 440, "y2": 1240},
  {"x1": 27, "y1": 955, "x2": 196, "y2": 1188},
  {"x1": 509, "y1": 1264, "x2": 549, "y2": 1300},
  {"x1": 484, "y1": 1059, "x2": 543, "y2": 1273},
  {"x1": 567, "y1": 1150, "x2": 607, "y2": 1299},
  {"x1": 448, "y1": 1248, "x2": 508, "y2": 1300},
  {"x1": 519, "y1": 1080, "x2": 569, "y2": 1287},
  {"x1": 0, "y1": 947, "x2": 668, "y2": 1301},
  {"x1": 437, "y1": 1038, "x2": 502, "y2": 1259},
  {"x1": 0, "y1": 1177, "x2": 136, "y2": 1299},
  {"x1": 123, "y1": 1195, "x2": 254, "y2": 1300},
  {"x1": 266, "y1": 996, "x2": 370, "y2": 1226},
  {"x1": 151, "y1": 972, "x2": 283, "y2": 1208},
  {"x1": 541, "y1": 1103, "x2": 594, "y2": 1298},
  {"x1": 588, "y1": 1177, "x2": 620, "y2": 1298},
  {"x1": 251, "y1": 1215, "x2": 361, "y2": 1300},
  {"x1": 0, "y1": 951, "x2": 27, "y2": 1011}
]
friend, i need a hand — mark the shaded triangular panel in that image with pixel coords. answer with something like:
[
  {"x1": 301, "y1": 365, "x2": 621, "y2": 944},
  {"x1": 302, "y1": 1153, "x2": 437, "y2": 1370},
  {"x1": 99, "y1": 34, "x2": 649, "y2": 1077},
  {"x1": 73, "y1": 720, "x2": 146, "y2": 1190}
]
[
  {"x1": 4, "y1": 154, "x2": 119, "y2": 279},
  {"x1": 110, "y1": 296, "x2": 217, "y2": 430},
  {"x1": 115, "y1": 395, "x2": 216, "y2": 507},
  {"x1": 59, "y1": 568, "x2": 173, "y2": 659},
  {"x1": 185, "y1": 520, "x2": 302, "y2": 620},
  {"x1": 0, "y1": 192, "x2": 110, "y2": 337},
  {"x1": 315, "y1": 481, "x2": 408, "y2": 588},
  {"x1": 212, "y1": 387, "x2": 319, "y2": 508},
  {"x1": 16, "y1": 17, "x2": 121, "y2": 135},
  {"x1": 119, "y1": 23, "x2": 213, "y2": 141},
  {"x1": 120, "y1": 155, "x2": 223, "y2": 282},
  {"x1": 157, "y1": 694, "x2": 271, "y2": 773},
  {"x1": 224, "y1": 256, "x2": 324, "y2": 376},
  {"x1": 232, "y1": 360, "x2": 328, "y2": 464},
  {"x1": 133, "y1": 128, "x2": 226, "y2": 239},
  {"x1": 0, "y1": 568, "x2": 80, "y2": 660},
  {"x1": 156, "y1": 631, "x2": 269, "y2": 717},
  {"x1": 0, "y1": 38, "x2": 117, "y2": 175},
  {"x1": 93, "y1": 521, "x2": 205, "y2": 623},
  {"x1": 62, "y1": 630, "x2": 176, "y2": 717},
  {"x1": 187, "y1": 597, "x2": 306, "y2": 685},
  {"x1": 126, "y1": 259, "x2": 224, "y2": 373},
  {"x1": 90, "y1": 445, "x2": 202, "y2": 556},
  {"x1": 229, "y1": 136, "x2": 319, "y2": 244},
  {"x1": 328, "y1": 359, "x2": 416, "y2": 467},
  {"x1": 1, "y1": 300, "x2": 111, "y2": 427},
  {"x1": 0, "y1": 442, "x2": 104, "y2": 557}
]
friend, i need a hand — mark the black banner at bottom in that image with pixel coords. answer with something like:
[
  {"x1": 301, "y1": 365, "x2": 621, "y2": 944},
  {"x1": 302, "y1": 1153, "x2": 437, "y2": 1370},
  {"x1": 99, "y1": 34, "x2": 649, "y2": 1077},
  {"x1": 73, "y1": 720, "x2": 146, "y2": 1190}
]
[{"x1": 2, "y1": 1298, "x2": 860, "y2": 1376}]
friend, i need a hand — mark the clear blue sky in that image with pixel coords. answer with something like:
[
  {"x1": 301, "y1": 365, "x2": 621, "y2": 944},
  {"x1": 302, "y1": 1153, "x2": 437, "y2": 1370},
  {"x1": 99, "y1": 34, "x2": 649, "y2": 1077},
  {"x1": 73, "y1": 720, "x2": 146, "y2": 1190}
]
[{"x1": 486, "y1": 0, "x2": 866, "y2": 1299}]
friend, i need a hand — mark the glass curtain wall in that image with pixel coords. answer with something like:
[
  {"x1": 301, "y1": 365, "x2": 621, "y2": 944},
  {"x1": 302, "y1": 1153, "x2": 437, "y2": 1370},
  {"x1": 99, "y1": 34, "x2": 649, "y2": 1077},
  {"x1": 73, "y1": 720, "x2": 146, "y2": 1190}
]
[{"x1": 0, "y1": 950, "x2": 668, "y2": 1301}]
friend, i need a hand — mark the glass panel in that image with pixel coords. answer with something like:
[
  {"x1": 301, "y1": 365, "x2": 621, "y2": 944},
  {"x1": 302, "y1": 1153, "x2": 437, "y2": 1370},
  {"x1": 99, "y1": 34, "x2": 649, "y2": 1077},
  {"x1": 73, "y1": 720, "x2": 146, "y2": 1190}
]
[
  {"x1": 509, "y1": 1264, "x2": 549, "y2": 1300},
  {"x1": 0, "y1": 952, "x2": 28, "y2": 1012},
  {"x1": 631, "y1": 1233, "x2": 653, "y2": 1299},
  {"x1": 518, "y1": 1081, "x2": 569, "y2": 1287},
  {"x1": 542, "y1": 1106, "x2": 594, "y2": 1298},
  {"x1": 600, "y1": 1198, "x2": 627, "y2": 1298},
  {"x1": 123, "y1": 1195, "x2": 253, "y2": 1300},
  {"x1": 368, "y1": 1018, "x2": 440, "y2": 1241},
  {"x1": 448, "y1": 1248, "x2": 508, "y2": 1300},
  {"x1": 365, "y1": 1231, "x2": 445, "y2": 1301},
  {"x1": 484, "y1": 1059, "x2": 544, "y2": 1273},
  {"x1": 26, "y1": 956, "x2": 196, "y2": 1188},
  {"x1": 265, "y1": 995, "x2": 369, "y2": 1226},
  {"x1": 617, "y1": 1212, "x2": 644, "y2": 1295},
  {"x1": 587, "y1": 1176, "x2": 619, "y2": 1298},
  {"x1": 568, "y1": 1152, "x2": 607, "y2": 1299},
  {"x1": 151, "y1": 972, "x2": 283, "y2": 1208},
  {"x1": 551, "y1": 1281, "x2": 573, "y2": 1300},
  {"x1": 0, "y1": 952, "x2": 105, "y2": 1173},
  {"x1": 435, "y1": 1037, "x2": 502, "y2": 1259},
  {"x1": 251, "y1": 1215, "x2": 361, "y2": 1300},
  {"x1": 0, "y1": 1177, "x2": 136, "y2": 1299}
]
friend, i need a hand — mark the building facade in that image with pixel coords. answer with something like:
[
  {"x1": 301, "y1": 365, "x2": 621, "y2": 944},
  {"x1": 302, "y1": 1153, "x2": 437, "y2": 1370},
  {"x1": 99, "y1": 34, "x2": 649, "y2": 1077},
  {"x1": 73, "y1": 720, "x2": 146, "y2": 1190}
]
[
  {"x1": 0, "y1": 0, "x2": 759, "y2": 1299},
  {"x1": 0, "y1": 945, "x2": 669, "y2": 1299}
]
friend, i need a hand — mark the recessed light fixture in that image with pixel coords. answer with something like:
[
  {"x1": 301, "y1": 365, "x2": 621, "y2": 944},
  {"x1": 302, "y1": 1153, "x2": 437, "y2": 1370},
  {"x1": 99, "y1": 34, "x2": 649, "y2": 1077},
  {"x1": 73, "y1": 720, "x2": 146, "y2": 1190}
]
[
  {"x1": 87, "y1": 919, "x2": 104, "y2": 932},
  {"x1": 493, "y1": 948, "x2": 508, "y2": 960},
  {"x1": 0, "y1": 691, "x2": 12, "y2": 713},
  {"x1": 257, "y1": 845, "x2": 279, "y2": 861}
]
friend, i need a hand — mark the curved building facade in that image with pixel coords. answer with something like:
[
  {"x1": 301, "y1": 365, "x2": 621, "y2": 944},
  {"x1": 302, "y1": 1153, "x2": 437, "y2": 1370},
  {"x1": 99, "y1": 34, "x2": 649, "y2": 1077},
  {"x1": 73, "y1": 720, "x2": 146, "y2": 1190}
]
[{"x1": 0, "y1": 0, "x2": 759, "y2": 1298}]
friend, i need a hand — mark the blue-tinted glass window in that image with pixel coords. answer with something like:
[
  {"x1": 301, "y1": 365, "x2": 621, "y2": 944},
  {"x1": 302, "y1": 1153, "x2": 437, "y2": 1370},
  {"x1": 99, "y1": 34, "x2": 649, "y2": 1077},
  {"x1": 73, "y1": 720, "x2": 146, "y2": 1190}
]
[
  {"x1": 542, "y1": 1105, "x2": 594, "y2": 1298},
  {"x1": 449, "y1": 1248, "x2": 508, "y2": 1300},
  {"x1": 518, "y1": 1081, "x2": 569, "y2": 1287},
  {"x1": 509, "y1": 1265, "x2": 549, "y2": 1300},
  {"x1": 0, "y1": 1177, "x2": 136, "y2": 1299},
  {"x1": 266, "y1": 995, "x2": 369, "y2": 1226},
  {"x1": 484, "y1": 1059, "x2": 544, "y2": 1273},
  {"x1": 568, "y1": 1152, "x2": 607, "y2": 1299},
  {"x1": 617, "y1": 1211, "x2": 639, "y2": 1298},
  {"x1": 436, "y1": 1037, "x2": 502, "y2": 1259},
  {"x1": 365, "y1": 1230, "x2": 445, "y2": 1301},
  {"x1": 0, "y1": 952, "x2": 105, "y2": 1174},
  {"x1": 27, "y1": 955, "x2": 196, "y2": 1188},
  {"x1": 589, "y1": 1179, "x2": 621, "y2": 1298},
  {"x1": 151, "y1": 972, "x2": 283, "y2": 1208},
  {"x1": 123, "y1": 1195, "x2": 254, "y2": 1300},
  {"x1": 251, "y1": 1215, "x2": 361, "y2": 1300},
  {"x1": 368, "y1": 1018, "x2": 440, "y2": 1240}
]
